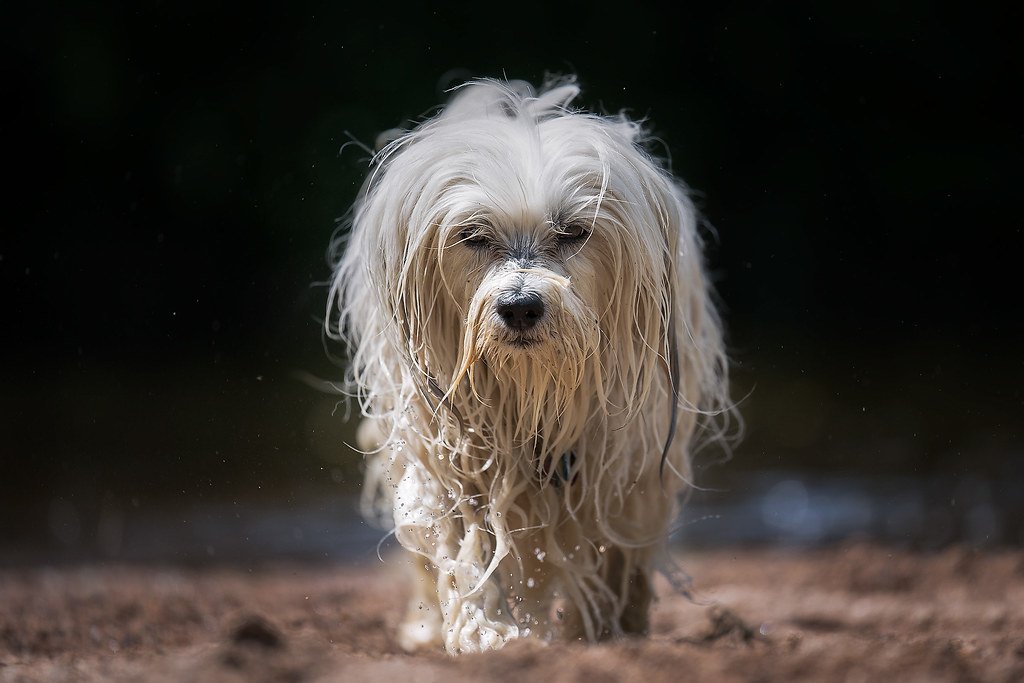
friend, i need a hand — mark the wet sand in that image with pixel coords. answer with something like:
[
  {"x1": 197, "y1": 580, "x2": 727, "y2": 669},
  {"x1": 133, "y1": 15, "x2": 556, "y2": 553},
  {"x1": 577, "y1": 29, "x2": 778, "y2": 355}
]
[{"x1": 2, "y1": 543, "x2": 1023, "y2": 682}]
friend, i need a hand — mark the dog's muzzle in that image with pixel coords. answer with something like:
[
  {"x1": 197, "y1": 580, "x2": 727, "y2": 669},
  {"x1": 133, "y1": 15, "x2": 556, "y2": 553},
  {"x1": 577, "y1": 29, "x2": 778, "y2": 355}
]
[{"x1": 495, "y1": 292, "x2": 544, "y2": 332}]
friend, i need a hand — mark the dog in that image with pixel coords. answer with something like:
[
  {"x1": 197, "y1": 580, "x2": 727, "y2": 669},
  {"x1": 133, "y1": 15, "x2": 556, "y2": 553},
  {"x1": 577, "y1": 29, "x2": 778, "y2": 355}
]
[{"x1": 327, "y1": 77, "x2": 730, "y2": 654}]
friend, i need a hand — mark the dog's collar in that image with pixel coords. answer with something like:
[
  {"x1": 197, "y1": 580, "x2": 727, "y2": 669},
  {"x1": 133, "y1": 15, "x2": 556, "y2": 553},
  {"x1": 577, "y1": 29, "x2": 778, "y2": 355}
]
[{"x1": 548, "y1": 450, "x2": 577, "y2": 488}]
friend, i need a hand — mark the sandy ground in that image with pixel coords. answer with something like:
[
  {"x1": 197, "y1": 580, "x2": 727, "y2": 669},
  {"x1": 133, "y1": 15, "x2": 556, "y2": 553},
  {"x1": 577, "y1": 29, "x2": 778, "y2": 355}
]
[{"x1": 2, "y1": 543, "x2": 1023, "y2": 682}]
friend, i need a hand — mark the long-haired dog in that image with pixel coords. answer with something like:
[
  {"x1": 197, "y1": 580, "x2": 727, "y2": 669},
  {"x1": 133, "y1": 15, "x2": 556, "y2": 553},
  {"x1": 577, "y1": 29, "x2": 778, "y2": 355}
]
[{"x1": 327, "y1": 77, "x2": 730, "y2": 654}]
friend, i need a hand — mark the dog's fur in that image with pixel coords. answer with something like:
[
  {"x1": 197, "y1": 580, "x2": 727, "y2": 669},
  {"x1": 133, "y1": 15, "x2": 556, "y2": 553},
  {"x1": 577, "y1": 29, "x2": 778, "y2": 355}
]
[{"x1": 327, "y1": 77, "x2": 730, "y2": 654}]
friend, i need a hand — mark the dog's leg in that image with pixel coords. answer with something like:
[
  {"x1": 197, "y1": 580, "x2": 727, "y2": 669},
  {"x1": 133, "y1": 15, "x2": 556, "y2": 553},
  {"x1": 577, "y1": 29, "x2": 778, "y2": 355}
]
[
  {"x1": 516, "y1": 539, "x2": 581, "y2": 641},
  {"x1": 392, "y1": 464, "x2": 518, "y2": 653},
  {"x1": 604, "y1": 546, "x2": 654, "y2": 636},
  {"x1": 554, "y1": 596, "x2": 588, "y2": 641},
  {"x1": 439, "y1": 520, "x2": 519, "y2": 653},
  {"x1": 618, "y1": 565, "x2": 653, "y2": 635},
  {"x1": 513, "y1": 546, "x2": 553, "y2": 639},
  {"x1": 397, "y1": 555, "x2": 443, "y2": 651}
]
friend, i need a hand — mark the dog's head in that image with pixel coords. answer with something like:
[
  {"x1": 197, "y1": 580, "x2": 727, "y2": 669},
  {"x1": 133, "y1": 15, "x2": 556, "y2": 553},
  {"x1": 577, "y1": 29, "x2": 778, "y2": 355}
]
[{"x1": 332, "y1": 78, "x2": 727, "y2": 467}]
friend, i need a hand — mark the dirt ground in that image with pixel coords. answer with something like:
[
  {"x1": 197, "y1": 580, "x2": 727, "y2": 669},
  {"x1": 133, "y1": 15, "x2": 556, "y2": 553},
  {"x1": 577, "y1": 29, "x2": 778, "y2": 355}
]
[{"x1": 2, "y1": 543, "x2": 1023, "y2": 682}]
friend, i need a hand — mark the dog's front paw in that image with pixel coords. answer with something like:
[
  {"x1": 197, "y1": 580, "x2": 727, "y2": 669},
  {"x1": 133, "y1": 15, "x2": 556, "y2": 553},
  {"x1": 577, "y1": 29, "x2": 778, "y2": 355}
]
[
  {"x1": 448, "y1": 604, "x2": 520, "y2": 653},
  {"x1": 398, "y1": 612, "x2": 444, "y2": 651}
]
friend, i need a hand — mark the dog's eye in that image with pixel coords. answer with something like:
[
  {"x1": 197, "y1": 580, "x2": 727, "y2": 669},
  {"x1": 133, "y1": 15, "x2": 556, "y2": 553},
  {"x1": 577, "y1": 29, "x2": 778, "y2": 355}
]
[
  {"x1": 556, "y1": 224, "x2": 590, "y2": 243},
  {"x1": 458, "y1": 229, "x2": 489, "y2": 249}
]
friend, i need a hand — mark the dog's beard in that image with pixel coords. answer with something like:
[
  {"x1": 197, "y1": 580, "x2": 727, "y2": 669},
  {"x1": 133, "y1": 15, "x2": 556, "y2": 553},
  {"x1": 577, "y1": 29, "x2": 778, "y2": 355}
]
[{"x1": 443, "y1": 266, "x2": 601, "y2": 480}]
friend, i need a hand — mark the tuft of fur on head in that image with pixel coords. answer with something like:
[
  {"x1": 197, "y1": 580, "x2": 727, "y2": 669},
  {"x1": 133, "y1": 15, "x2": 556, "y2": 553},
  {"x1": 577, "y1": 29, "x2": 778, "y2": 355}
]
[{"x1": 327, "y1": 76, "x2": 733, "y2": 647}]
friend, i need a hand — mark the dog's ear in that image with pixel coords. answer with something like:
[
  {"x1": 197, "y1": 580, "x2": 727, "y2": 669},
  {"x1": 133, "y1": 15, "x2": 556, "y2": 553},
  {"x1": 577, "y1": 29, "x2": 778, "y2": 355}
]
[
  {"x1": 529, "y1": 79, "x2": 580, "y2": 114},
  {"x1": 442, "y1": 79, "x2": 534, "y2": 120},
  {"x1": 441, "y1": 77, "x2": 582, "y2": 123},
  {"x1": 596, "y1": 129, "x2": 727, "y2": 478},
  {"x1": 644, "y1": 171, "x2": 730, "y2": 479},
  {"x1": 374, "y1": 127, "x2": 406, "y2": 152}
]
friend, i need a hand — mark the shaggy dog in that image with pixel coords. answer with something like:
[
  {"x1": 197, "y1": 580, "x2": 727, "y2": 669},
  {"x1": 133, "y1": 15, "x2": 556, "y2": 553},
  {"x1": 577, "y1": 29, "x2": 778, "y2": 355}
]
[{"x1": 327, "y1": 77, "x2": 730, "y2": 654}]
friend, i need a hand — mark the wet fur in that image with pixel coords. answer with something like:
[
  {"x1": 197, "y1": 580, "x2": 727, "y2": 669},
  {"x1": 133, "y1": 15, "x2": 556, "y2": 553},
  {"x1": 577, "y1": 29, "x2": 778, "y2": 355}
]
[{"x1": 327, "y1": 77, "x2": 730, "y2": 653}]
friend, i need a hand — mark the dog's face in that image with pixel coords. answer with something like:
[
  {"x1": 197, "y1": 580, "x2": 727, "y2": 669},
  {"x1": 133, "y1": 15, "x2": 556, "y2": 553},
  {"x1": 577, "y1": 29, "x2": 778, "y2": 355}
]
[
  {"x1": 434, "y1": 173, "x2": 605, "y2": 368},
  {"x1": 336, "y1": 80, "x2": 721, "y2": 455},
  {"x1": 379, "y1": 109, "x2": 684, "y2": 394},
  {"x1": 445, "y1": 209, "x2": 591, "y2": 352}
]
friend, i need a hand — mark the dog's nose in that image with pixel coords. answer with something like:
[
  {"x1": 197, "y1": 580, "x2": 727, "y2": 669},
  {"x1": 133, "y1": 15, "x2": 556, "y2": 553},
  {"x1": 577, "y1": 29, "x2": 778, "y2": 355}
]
[{"x1": 496, "y1": 293, "x2": 545, "y2": 331}]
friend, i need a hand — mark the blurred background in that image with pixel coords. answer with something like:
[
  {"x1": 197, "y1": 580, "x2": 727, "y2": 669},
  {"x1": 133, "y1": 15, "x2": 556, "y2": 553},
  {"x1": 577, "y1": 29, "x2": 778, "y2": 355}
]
[{"x1": 2, "y1": 2, "x2": 1020, "y2": 564}]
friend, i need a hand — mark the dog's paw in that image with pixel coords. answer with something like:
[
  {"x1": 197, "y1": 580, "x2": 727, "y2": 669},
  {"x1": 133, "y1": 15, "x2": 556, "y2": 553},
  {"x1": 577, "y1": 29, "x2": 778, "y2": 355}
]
[
  {"x1": 397, "y1": 610, "x2": 443, "y2": 652},
  {"x1": 448, "y1": 605, "x2": 520, "y2": 653}
]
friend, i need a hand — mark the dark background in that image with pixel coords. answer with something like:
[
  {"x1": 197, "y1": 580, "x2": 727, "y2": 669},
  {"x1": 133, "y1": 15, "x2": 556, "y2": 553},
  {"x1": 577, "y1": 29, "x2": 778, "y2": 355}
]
[{"x1": 2, "y1": 2, "x2": 1021, "y2": 557}]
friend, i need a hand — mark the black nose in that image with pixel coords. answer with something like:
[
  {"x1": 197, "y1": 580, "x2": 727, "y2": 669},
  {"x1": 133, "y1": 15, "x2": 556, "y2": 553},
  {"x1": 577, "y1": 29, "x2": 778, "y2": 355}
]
[{"x1": 496, "y1": 293, "x2": 545, "y2": 331}]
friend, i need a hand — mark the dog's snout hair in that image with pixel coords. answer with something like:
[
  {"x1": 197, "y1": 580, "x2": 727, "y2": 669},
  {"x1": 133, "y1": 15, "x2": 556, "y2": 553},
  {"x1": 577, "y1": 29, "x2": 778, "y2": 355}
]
[{"x1": 495, "y1": 292, "x2": 545, "y2": 331}]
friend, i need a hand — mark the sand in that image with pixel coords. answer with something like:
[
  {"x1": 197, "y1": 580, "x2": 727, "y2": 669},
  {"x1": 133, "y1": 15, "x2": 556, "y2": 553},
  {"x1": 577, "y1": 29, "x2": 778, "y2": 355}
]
[{"x1": 2, "y1": 543, "x2": 1023, "y2": 682}]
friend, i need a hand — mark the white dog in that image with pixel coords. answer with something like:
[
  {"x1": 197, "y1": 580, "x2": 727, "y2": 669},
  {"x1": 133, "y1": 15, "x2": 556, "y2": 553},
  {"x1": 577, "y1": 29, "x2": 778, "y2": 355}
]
[{"x1": 327, "y1": 77, "x2": 730, "y2": 654}]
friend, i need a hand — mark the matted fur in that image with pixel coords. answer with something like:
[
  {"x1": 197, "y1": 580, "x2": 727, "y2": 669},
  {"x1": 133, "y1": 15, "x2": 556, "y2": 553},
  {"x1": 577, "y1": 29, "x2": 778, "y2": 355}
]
[{"x1": 326, "y1": 77, "x2": 731, "y2": 654}]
